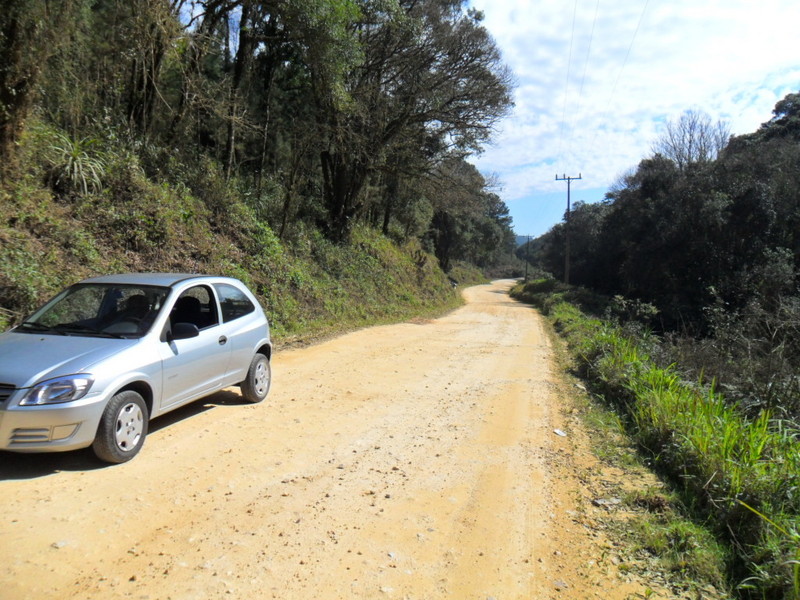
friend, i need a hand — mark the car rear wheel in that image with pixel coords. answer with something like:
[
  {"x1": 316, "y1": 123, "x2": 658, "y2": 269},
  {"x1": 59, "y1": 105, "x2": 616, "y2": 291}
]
[
  {"x1": 240, "y1": 353, "x2": 271, "y2": 403},
  {"x1": 92, "y1": 390, "x2": 149, "y2": 463}
]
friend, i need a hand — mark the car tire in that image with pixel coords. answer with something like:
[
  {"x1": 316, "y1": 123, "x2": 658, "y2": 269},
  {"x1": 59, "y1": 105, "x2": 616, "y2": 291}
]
[
  {"x1": 92, "y1": 390, "x2": 149, "y2": 464},
  {"x1": 240, "y1": 353, "x2": 271, "y2": 403}
]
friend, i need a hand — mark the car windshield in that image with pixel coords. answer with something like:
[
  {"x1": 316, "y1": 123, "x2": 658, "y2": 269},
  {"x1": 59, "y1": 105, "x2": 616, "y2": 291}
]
[{"x1": 18, "y1": 283, "x2": 170, "y2": 339}]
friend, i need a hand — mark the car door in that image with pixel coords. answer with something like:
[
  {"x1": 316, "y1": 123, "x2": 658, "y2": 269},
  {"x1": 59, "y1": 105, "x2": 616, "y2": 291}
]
[
  {"x1": 158, "y1": 284, "x2": 233, "y2": 409},
  {"x1": 214, "y1": 282, "x2": 262, "y2": 386}
]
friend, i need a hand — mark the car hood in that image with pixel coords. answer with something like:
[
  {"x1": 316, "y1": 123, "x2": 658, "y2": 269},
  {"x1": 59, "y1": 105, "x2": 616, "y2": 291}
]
[{"x1": 0, "y1": 331, "x2": 138, "y2": 388}]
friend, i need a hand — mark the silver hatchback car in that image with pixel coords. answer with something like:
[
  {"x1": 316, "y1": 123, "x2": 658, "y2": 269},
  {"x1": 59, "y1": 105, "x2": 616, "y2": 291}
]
[{"x1": 0, "y1": 273, "x2": 272, "y2": 463}]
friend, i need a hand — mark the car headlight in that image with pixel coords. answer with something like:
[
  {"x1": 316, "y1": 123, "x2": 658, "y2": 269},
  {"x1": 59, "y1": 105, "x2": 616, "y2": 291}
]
[{"x1": 19, "y1": 374, "x2": 95, "y2": 406}]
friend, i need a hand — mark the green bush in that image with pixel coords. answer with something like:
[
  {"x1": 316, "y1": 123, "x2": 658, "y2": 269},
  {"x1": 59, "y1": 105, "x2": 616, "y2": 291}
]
[
  {"x1": 46, "y1": 131, "x2": 106, "y2": 196},
  {"x1": 521, "y1": 289, "x2": 800, "y2": 599},
  {"x1": 1, "y1": 133, "x2": 463, "y2": 343}
]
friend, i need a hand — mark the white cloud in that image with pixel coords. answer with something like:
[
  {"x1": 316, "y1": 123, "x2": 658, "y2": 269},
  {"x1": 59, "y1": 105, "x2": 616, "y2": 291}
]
[{"x1": 468, "y1": 0, "x2": 800, "y2": 234}]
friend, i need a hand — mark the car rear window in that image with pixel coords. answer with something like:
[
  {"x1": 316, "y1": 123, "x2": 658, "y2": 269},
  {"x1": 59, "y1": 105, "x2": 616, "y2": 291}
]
[{"x1": 215, "y1": 283, "x2": 256, "y2": 322}]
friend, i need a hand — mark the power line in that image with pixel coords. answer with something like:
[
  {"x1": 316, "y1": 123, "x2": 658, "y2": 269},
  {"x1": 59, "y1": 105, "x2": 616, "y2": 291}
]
[
  {"x1": 556, "y1": 0, "x2": 579, "y2": 167},
  {"x1": 587, "y1": 0, "x2": 651, "y2": 161},
  {"x1": 607, "y1": 0, "x2": 650, "y2": 114},
  {"x1": 576, "y1": 0, "x2": 600, "y2": 103},
  {"x1": 565, "y1": 0, "x2": 600, "y2": 166}
]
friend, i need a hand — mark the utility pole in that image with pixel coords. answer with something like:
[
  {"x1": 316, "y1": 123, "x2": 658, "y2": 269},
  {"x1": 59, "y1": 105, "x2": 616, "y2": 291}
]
[
  {"x1": 524, "y1": 235, "x2": 531, "y2": 281},
  {"x1": 555, "y1": 173, "x2": 582, "y2": 285}
]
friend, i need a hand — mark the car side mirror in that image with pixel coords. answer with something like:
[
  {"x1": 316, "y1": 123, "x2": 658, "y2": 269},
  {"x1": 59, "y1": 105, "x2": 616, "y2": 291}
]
[{"x1": 170, "y1": 322, "x2": 200, "y2": 341}]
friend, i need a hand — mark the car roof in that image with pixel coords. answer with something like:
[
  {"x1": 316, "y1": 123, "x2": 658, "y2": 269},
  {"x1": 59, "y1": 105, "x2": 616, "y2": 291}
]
[{"x1": 80, "y1": 273, "x2": 228, "y2": 288}]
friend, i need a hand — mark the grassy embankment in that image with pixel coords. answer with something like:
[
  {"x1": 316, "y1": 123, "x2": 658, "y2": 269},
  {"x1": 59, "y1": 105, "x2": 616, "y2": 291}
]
[
  {"x1": 513, "y1": 278, "x2": 800, "y2": 600},
  {"x1": 0, "y1": 122, "x2": 483, "y2": 339}
]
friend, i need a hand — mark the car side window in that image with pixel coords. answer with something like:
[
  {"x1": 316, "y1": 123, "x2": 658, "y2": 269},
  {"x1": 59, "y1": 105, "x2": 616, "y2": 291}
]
[
  {"x1": 170, "y1": 285, "x2": 219, "y2": 329},
  {"x1": 214, "y1": 283, "x2": 256, "y2": 323}
]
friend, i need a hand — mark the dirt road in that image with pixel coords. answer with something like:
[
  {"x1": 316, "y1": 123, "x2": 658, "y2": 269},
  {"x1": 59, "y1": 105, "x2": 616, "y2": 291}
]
[{"x1": 1, "y1": 280, "x2": 657, "y2": 599}]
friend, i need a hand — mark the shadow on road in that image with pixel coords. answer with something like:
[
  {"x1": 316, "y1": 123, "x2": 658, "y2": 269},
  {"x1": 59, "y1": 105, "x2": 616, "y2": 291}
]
[{"x1": 0, "y1": 388, "x2": 248, "y2": 481}]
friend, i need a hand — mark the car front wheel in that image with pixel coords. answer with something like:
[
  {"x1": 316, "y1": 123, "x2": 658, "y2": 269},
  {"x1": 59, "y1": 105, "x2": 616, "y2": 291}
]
[
  {"x1": 92, "y1": 390, "x2": 149, "y2": 463},
  {"x1": 240, "y1": 353, "x2": 271, "y2": 403}
]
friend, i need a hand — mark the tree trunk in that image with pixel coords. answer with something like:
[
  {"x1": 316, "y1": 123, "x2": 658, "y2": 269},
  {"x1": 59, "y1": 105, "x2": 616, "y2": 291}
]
[
  {"x1": 225, "y1": 1, "x2": 253, "y2": 180},
  {"x1": 256, "y1": 62, "x2": 276, "y2": 193},
  {"x1": 431, "y1": 210, "x2": 453, "y2": 272},
  {"x1": 0, "y1": 1, "x2": 75, "y2": 170},
  {"x1": 382, "y1": 172, "x2": 399, "y2": 235},
  {"x1": 320, "y1": 150, "x2": 368, "y2": 243},
  {"x1": 126, "y1": 1, "x2": 170, "y2": 136}
]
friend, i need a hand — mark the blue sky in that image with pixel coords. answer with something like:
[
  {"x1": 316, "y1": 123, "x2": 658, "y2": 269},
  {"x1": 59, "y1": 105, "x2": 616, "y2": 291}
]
[{"x1": 467, "y1": 0, "x2": 800, "y2": 237}]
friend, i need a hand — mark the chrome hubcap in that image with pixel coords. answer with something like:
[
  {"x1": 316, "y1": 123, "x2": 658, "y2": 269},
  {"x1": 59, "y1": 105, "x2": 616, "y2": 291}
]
[
  {"x1": 254, "y1": 359, "x2": 270, "y2": 397},
  {"x1": 115, "y1": 402, "x2": 143, "y2": 451}
]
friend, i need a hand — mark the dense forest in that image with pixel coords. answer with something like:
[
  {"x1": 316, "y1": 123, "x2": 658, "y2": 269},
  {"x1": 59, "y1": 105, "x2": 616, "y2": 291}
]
[
  {"x1": 524, "y1": 95, "x2": 800, "y2": 423},
  {"x1": 0, "y1": 0, "x2": 519, "y2": 331},
  {"x1": 516, "y1": 96, "x2": 800, "y2": 598}
]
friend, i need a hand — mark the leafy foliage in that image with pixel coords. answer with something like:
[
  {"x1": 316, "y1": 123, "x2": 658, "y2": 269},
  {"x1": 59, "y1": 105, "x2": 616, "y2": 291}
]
[
  {"x1": 0, "y1": 0, "x2": 516, "y2": 331},
  {"x1": 46, "y1": 132, "x2": 106, "y2": 196},
  {"x1": 513, "y1": 281, "x2": 800, "y2": 599},
  {"x1": 526, "y1": 94, "x2": 800, "y2": 426},
  {"x1": 522, "y1": 97, "x2": 800, "y2": 596}
]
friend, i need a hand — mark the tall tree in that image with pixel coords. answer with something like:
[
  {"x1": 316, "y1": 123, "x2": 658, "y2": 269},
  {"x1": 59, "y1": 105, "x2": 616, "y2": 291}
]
[
  {"x1": 651, "y1": 109, "x2": 730, "y2": 171},
  {"x1": 125, "y1": 0, "x2": 181, "y2": 135},
  {"x1": 424, "y1": 156, "x2": 512, "y2": 271},
  {"x1": 308, "y1": 0, "x2": 513, "y2": 241},
  {"x1": 0, "y1": 0, "x2": 78, "y2": 169}
]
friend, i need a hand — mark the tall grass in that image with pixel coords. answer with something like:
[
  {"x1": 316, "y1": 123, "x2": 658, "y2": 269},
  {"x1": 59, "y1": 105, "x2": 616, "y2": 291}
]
[{"x1": 512, "y1": 280, "x2": 800, "y2": 599}]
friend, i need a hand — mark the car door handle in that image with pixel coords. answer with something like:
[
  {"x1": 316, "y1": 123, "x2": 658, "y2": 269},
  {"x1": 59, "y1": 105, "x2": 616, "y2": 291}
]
[{"x1": 218, "y1": 336, "x2": 227, "y2": 346}]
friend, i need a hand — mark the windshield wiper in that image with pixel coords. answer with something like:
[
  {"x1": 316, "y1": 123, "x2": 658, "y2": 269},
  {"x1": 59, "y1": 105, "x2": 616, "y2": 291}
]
[
  {"x1": 17, "y1": 321, "x2": 67, "y2": 335},
  {"x1": 89, "y1": 330, "x2": 127, "y2": 339},
  {"x1": 16, "y1": 321, "x2": 127, "y2": 338},
  {"x1": 55, "y1": 323, "x2": 127, "y2": 339}
]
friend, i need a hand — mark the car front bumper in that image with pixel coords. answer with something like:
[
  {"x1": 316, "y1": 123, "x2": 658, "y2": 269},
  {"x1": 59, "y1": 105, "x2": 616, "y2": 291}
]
[{"x1": 0, "y1": 392, "x2": 107, "y2": 453}]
